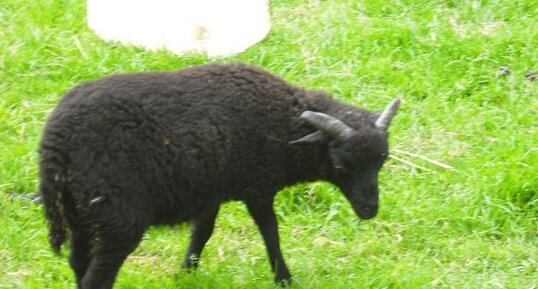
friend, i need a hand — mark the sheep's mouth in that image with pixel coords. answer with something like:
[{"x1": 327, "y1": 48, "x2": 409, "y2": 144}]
[
  {"x1": 343, "y1": 191, "x2": 379, "y2": 220},
  {"x1": 354, "y1": 204, "x2": 378, "y2": 220}
]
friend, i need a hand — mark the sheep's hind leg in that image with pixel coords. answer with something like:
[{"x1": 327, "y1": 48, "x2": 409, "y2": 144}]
[
  {"x1": 181, "y1": 204, "x2": 220, "y2": 270},
  {"x1": 80, "y1": 231, "x2": 144, "y2": 289},
  {"x1": 69, "y1": 228, "x2": 92, "y2": 288}
]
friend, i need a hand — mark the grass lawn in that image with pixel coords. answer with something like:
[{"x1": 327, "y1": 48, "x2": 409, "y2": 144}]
[{"x1": 0, "y1": 0, "x2": 536, "y2": 288}]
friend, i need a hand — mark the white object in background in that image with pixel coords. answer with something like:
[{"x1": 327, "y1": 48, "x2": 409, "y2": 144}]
[{"x1": 87, "y1": 0, "x2": 271, "y2": 57}]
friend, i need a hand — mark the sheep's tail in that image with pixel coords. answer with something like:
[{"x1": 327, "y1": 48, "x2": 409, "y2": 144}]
[
  {"x1": 43, "y1": 191, "x2": 68, "y2": 254},
  {"x1": 39, "y1": 148, "x2": 70, "y2": 255},
  {"x1": 40, "y1": 178, "x2": 69, "y2": 255}
]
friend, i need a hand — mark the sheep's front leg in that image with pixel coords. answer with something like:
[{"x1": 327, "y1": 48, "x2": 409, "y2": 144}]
[
  {"x1": 182, "y1": 205, "x2": 220, "y2": 270},
  {"x1": 246, "y1": 198, "x2": 292, "y2": 285}
]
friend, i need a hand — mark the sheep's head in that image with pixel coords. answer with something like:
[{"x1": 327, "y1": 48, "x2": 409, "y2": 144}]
[{"x1": 290, "y1": 98, "x2": 400, "y2": 219}]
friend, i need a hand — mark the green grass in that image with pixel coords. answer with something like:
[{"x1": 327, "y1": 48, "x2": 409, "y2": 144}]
[{"x1": 1, "y1": 0, "x2": 537, "y2": 288}]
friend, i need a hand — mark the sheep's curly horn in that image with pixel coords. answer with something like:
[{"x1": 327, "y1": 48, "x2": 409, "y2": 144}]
[
  {"x1": 299, "y1": 111, "x2": 354, "y2": 139},
  {"x1": 375, "y1": 97, "x2": 401, "y2": 130}
]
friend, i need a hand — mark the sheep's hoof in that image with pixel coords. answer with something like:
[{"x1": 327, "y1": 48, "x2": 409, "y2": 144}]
[
  {"x1": 181, "y1": 253, "x2": 202, "y2": 271},
  {"x1": 180, "y1": 260, "x2": 199, "y2": 272},
  {"x1": 274, "y1": 274, "x2": 292, "y2": 287}
]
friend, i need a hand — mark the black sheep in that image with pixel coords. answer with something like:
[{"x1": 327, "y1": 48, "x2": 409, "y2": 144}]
[{"x1": 39, "y1": 62, "x2": 400, "y2": 288}]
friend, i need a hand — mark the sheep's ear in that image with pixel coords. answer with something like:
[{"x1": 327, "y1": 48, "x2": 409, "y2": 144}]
[{"x1": 289, "y1": 131, "x2": 327, "y2": 145}]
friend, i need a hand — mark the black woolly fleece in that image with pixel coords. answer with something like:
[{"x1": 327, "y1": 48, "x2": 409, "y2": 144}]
[{"x1": 39, "y1": 62, "x2": 382, "y2": 253}]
